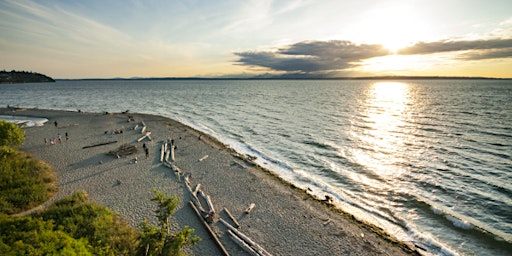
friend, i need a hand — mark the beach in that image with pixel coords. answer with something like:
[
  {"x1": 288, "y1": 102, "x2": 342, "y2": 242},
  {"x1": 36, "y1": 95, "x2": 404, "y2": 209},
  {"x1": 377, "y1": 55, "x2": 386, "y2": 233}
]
[{"x1": 2, "y1": 108, "x2": 418, "y2": 256}]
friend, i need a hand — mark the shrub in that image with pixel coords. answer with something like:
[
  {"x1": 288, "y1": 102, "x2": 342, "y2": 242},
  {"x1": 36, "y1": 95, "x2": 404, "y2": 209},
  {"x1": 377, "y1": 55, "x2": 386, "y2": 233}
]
[
  {"x1": 0, "y1": 120, "x2": 24, "y2": 147},
  {"x1": 0, "y1": 148, "x2": 56, "y2": 214},
  {"x1": 136, "y1": 189, "x2": 200, "y2": 256},
  {"x1": 36, "y1": 191, "x2": 139, "y2": 255}
]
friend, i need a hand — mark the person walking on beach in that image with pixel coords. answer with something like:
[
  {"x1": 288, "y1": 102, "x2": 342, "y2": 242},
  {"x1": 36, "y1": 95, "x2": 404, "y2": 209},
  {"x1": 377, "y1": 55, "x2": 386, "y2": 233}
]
[
  {"x1": 57, "y1": 133, "x2": 62, "y2": 144},
  {"x1": 65, "y1": 132, "x2": 69, "y2": 141},
  {"x1": 54, "y1": 121, "x2": 58, "y2": 127}
]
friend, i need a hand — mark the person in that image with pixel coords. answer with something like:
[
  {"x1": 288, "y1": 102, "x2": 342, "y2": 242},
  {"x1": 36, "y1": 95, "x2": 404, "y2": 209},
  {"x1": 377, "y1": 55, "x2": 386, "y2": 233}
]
[
  {"x1": 54, "y1": 121, "x2": 58, "y2": 127},
  {"x1": 65, "y1": 132, "x2": 69, "y2": 141},
  {"x1": 57, "y1": 133, "x2": 62, "y2": 143},
  {"x1": 44, "y1": 138, "x2": 48, "y2": 145}
]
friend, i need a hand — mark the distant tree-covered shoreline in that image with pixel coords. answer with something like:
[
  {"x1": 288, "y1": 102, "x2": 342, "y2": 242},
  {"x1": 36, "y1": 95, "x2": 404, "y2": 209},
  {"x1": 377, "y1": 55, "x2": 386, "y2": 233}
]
[{"x1": 0, "y1": 70, "x2": 55, "y2": 83}]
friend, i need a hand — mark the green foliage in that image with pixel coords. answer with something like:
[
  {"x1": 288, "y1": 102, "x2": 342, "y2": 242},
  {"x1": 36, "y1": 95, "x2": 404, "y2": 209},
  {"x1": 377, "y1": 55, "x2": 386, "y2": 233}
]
[
  {"x1": 136, "y1": 189, "x2": 200, "y2": 256},
  {"x1": 0, "y1": 213, "x2": 92, "y2": 255},
  {"x1": 0, "y1": 147, "x2": 56, "y2": 214},
  {"x1": 35, "y1": 191, "x2": 139, "y2": 255},
  {"x1": 0, "y1": 121, "x2": 25, "y2": 147}
]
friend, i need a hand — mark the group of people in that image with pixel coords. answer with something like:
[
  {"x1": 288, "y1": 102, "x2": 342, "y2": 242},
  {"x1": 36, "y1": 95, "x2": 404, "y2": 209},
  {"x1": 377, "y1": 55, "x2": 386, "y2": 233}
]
[
  {"x1": 45, "y1": 132, "x2": 69, "y2": 145},
  {"x1": 45, "y1": 120, "x2": 68, "y2": 145}
]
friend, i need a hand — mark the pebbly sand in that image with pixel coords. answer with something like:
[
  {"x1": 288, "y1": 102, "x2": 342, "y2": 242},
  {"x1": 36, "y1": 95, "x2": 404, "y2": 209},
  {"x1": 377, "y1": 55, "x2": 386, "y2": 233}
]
[{"x1": 2, "y1": 108, "x2": 419, "y2": 256}]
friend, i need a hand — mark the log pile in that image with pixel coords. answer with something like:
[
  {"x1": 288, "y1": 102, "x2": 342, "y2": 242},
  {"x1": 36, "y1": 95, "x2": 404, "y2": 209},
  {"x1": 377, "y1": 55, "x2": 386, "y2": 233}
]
[
  {"x1": 107, "y1": 144, "x2": 138, "y2": 157},
  {"x1": 158, "y1": 133, "x2": 272, "y2": 256}
]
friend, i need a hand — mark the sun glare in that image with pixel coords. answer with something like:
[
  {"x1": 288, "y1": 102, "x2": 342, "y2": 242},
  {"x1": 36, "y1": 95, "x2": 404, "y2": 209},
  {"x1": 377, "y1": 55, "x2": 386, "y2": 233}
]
[
  {"x1": 348, "y1": 6, "x2": 430, "y2": 53},
  {"x1": 350, "y1": 82, "x2": 412, "y2": 180}
]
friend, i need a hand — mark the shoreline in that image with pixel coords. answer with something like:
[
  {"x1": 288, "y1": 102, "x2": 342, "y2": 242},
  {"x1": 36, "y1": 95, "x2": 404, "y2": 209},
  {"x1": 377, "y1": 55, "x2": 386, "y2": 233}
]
[{"x1": 1, "y1": 108, "x2": 419, "y2": 256}]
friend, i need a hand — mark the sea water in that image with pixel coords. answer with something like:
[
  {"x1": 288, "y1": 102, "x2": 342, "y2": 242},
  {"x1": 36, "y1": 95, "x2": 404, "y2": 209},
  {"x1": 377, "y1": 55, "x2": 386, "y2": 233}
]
[{"x1": 1, "y1": 79, "x2": 511, "y2": 255}]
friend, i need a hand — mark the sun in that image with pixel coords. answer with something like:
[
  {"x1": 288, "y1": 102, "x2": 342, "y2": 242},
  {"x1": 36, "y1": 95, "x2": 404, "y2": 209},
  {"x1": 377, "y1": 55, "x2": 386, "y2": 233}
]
[{"x1": 347, "y1": 5, "x2": 431, "y2": 53}]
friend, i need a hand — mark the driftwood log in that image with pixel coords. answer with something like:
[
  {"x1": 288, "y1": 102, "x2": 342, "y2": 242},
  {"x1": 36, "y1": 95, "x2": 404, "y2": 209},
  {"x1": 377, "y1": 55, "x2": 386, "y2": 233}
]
[
  {"x1": 227, "y1": 230, "x2": 259, "y2": 256},
  {"x1": 219, "y1": 218, "x2": 272, "y2": 256},
  {"x1": 189, "y1": 202, "x2": 230, "y2": 256},
  {"x1": 245, "y1": 203, "x2": 256, "y2": 214},
  {"x1": 223, "y1": 207, "x2": 240, "y2": 228}
]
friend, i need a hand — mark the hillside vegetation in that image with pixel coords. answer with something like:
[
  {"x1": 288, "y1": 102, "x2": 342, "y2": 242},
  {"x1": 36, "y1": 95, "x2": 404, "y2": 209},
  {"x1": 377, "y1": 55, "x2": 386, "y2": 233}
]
[
  {"x1": 0, "y1": 121, "x2": 200, "y2": 255},
  {"x1": 0, "y1": 70, "x2": 55, "y2": 83}
]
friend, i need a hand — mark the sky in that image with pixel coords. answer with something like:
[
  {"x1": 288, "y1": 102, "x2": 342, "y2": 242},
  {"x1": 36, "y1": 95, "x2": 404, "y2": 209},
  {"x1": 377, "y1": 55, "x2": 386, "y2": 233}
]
[{"x1": 1, "y1": 0, "x2": 511, "y2": 79}]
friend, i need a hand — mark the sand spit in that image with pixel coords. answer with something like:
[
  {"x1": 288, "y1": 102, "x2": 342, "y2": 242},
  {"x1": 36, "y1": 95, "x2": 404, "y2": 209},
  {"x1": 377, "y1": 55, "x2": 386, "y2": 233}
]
[{"x1": 1, "y1": 108, "x2": 419, "y2": 256}]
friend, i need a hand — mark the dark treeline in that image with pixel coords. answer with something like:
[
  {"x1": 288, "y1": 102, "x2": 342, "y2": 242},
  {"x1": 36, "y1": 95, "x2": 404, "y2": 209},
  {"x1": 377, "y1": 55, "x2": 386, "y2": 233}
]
[{"x1": 0, "y1": 70, "x2": 55, "y2": 83}]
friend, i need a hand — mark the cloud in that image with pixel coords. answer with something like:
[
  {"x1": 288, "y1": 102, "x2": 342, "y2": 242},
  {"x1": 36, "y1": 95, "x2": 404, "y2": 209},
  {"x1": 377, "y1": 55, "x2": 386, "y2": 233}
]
[
  {"x1": 235, "y1": 40, "x2": 390, "y2": 73},
  {"x1": 398, "y1": 38, "x2": 512, "y2": 60}
]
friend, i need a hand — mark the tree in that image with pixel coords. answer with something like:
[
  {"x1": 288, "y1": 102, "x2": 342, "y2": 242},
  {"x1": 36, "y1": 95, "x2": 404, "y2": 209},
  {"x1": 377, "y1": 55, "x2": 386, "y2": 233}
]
[
  {"x1": 0, "y1": 120, "x2": 24, "y2": 147},
  {"x1": 137, "y1": 189, "x2": 200, "y2": 256}
]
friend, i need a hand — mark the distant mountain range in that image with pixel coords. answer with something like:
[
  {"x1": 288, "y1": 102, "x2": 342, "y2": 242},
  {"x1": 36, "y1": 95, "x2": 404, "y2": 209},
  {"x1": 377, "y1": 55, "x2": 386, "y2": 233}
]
[
  {"x1": 60, "y1": 75, "x2": 510, "y2": 81},
  {"x1": 0, "y1": 70, "x2": 55, "y2": 83}
]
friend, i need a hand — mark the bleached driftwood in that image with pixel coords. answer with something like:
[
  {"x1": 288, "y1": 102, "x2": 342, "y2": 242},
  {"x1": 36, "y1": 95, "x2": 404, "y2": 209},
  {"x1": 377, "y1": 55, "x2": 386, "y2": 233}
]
[
  {"x1": 185, "y1": 175, "x2": 206, "y2": 214},
  {"x1": 245, "y1": 203, "x2": 256, "y2": 214},
  {"x1": 162, "y1": 161, "x2": 182, "y2": 181},
  {"x1": 199, "y1": 155, "x2": 209, "y2": 162},
  {"x1": 160, "y1": 144, "x2": 165, "y2": 162},
  {"x1": 165, "y1": 149, "x2": 170, "y2": 162},
  {"x1": 223, "y1": 207, "x2": 240, "y2": 228},
  {"x1": 219, "y1": 218, "x2": 272, "y2": 256},
  {"x1": 198, "y1": 190, "x2": 216, "y2": 215},
  {"x1": 189, "y1": 202, "x2": 230, "y2": 256},
  {"x1": 193, "y1": 184, "x2": 202, "y2": 195},
  {"x1": 227, "y1": 230, "x2": 259, "y2": 256},
  {"x1": 141, "y1": 126, "x2": 147, "y2": 134},
  {"x1": 171, "y1": 145, "x2": 175, "y2": 161},
  {"x1": 137, "y1": 132, "x2": 151, "y2": 142}
]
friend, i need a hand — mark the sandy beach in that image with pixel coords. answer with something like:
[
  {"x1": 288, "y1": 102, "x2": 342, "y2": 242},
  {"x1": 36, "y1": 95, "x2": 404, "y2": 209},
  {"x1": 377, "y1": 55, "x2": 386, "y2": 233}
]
[{"x1": 1, "y1": 108, "x2": 419, "y2": 256}]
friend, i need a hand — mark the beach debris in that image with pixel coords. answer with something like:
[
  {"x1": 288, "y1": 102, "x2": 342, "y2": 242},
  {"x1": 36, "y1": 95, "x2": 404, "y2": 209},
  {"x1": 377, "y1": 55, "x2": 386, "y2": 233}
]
[
  {"x1": 245, "y1": 203, "x2": 256, "y2": 214},
  {"x1": 137, "y1": 131, "x2": 151, "y2": 142},
  {"x1": 323, "y1": 219, "x2": 331, "y2": 226},
  {"x1": 223, "y1": 207, "x2": 241, "y2": 229},
  {"x1": 170, "y1": 143, "x2": 175, "y2": 161},
  {"x1": 162, "y1": 161, "x2": 182, "y2": 181},
  {"x1": 116, "y1": 179, "x2": 122, "y2": 185},
  {"x1": 227, "y1": 230, "x2": 260, "y2": 256},
  {"x1": 246, "y1": 154, "x2": 257, "y2": 161},
  {"x1": 140, "y1": 121, "x2": 147, "y2": 133},
  {"x1": 199, "y1": 155, "x2": 209, "y2": 162},
  {"x1": 184, "y1": 175, "x2": 207, "y2": 215},
  {"x1": 107, "y1": 144, "x2": 138, "y2": 157},
  {"x1": 82, "y1": 140, "x2": 118, "y2": 149},
  {"x1": 189, "y1": 202, "x2": 231, "y2": 256},
  {"x1": 220, "y1": 218, "x2": 272, "y2": 256},
  {"x1": 160, "y1": 144, "x2": 165, "y2": 162},
  {"x1": 198, "y1": 190, "x2": 216, "y2": 218}
]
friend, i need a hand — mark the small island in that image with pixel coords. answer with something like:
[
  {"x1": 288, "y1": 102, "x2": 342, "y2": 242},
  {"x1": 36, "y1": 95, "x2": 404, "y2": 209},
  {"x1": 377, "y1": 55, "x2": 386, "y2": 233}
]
[{"x1": 0, "y1": 70, "x2": 55, "y2": 83}]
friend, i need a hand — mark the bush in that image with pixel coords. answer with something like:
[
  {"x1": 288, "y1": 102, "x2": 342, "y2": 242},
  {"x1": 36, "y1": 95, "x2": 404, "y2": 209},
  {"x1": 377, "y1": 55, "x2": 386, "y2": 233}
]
[
  {"x1": 35, "y1": 191, "x2": 139, "y2": 255},
  {"x1": 0, "y1": 213, "x2": 93, "y2": 255},
  {"x1": 0, "y1": 121, "x2": 24, "y2": 147},
  {"x1": 0, "y1": 148, "x2": 56, "y2": 214}
]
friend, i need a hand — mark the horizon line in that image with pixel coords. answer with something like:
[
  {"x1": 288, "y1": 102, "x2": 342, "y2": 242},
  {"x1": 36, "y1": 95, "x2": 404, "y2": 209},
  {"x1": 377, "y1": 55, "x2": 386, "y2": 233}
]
[{"x1": 56, "y1": 75, "x2": 512, "y2": 81}]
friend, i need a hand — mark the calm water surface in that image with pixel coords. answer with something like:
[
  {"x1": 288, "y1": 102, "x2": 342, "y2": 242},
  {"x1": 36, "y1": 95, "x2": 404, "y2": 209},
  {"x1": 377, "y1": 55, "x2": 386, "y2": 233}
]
[{"x1": 1, "y1": 79, "x2": 511, "y2": 256}]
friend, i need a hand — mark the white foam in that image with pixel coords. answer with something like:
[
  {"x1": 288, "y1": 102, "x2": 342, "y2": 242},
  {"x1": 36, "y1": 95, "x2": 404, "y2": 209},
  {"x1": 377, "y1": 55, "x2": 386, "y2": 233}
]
[{"x1": 0, "y1": 115, "x2": 48, "y2": 127}]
